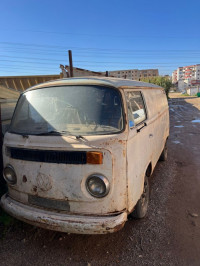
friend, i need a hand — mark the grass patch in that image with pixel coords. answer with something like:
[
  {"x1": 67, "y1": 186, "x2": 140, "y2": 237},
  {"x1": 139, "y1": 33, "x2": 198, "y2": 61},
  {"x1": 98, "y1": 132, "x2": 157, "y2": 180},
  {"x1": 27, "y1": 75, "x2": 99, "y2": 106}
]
[{"x1": 181, "y1": 93, "x2": 190, "y2": 96}]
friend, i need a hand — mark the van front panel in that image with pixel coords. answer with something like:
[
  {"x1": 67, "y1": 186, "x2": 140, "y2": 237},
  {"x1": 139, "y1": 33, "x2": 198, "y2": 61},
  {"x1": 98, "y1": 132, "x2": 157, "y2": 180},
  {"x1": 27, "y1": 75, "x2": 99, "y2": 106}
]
[{"x1": 3, "y1": 133, "x2": 127, "y2": 215}]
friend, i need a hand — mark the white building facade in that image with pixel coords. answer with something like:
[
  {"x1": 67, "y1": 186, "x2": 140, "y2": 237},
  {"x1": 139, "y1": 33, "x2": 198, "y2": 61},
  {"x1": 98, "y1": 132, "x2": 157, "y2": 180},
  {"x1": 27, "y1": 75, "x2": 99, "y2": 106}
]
[{"x1": 172, "y1": 64, "x2": 200, "y2": 91}]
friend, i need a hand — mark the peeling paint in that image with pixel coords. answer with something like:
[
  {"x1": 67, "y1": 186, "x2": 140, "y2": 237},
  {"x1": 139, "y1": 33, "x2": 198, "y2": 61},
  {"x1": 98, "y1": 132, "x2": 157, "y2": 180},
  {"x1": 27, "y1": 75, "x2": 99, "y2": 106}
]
[{"x1": 22, "y1": 175, "x2": 27, "y2": 183}]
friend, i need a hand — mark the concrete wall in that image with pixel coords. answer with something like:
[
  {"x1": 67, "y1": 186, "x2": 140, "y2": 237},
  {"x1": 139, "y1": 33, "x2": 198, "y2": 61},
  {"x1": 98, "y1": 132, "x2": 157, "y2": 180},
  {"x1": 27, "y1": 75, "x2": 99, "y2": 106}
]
[
  {"x1": 65, "y1": 66, "x2": 104, "y2": 77},
  {"x1": 187, "y1": 87, "x2": 200, "y2": 96},
  {"x1": 0, "y1": 74, "x2": 61, "y2": 92}
]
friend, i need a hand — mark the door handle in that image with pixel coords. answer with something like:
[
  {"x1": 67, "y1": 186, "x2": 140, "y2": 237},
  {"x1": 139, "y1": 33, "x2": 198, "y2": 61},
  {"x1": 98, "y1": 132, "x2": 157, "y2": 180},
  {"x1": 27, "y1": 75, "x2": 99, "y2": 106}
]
[{"x1": 137, "y1": 122, "x2": 147, "y2": 133}]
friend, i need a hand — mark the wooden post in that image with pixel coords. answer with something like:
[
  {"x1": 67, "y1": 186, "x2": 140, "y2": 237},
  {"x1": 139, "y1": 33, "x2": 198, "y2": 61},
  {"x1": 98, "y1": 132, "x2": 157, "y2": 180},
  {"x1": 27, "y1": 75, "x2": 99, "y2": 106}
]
[
  {"x1": 0, "y1": 104, "x2": 2, "y2": 148},
  {"x1": 68, "y1": 50, "x2": 74, "y2": 77},
  {"x1": 0, "y1": 103, "x2": 4, "y2": 186}
]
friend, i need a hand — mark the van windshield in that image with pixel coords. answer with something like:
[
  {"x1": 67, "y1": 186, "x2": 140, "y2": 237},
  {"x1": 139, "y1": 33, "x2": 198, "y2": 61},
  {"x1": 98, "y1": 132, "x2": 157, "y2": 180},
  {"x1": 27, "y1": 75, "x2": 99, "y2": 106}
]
[{"x1": 10, "y1": 85, "x2": 124, "y2": 136}]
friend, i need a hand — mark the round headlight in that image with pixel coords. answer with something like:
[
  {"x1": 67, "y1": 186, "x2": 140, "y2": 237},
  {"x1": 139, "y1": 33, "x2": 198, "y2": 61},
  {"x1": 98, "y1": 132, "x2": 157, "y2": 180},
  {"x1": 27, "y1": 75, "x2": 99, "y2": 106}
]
[
  {"x1": 3, "y1": 165, "x2": 17, "y2": 185},
  {"x1": 86, "y1": 174, "x2": 110, "y2": 198}
]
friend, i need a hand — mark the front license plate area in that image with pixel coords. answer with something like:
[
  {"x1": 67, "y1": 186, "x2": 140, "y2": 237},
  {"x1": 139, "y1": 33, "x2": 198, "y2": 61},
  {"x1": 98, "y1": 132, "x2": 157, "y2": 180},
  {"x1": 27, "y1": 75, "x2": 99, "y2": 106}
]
[{"x1": 28, "y1": 195, "x2": 70, "y2": 211}]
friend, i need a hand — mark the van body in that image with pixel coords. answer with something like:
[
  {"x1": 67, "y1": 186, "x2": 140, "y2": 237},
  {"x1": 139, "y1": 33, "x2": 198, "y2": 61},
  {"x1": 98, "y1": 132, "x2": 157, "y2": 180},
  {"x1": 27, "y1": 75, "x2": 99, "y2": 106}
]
[{"x1": 1, "y1": 77, "x2": 169, "y2": 234}]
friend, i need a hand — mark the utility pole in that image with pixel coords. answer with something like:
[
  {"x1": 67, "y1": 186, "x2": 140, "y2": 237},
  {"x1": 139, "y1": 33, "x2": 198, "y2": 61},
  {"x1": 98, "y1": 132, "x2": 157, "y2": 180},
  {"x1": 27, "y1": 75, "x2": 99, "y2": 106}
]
[
  {"x1": 68, "y1": 50, "x2": 74, "y2": 77},
  {"x1": 0, "y1": 103, "x2": 4, "y2": 186}
]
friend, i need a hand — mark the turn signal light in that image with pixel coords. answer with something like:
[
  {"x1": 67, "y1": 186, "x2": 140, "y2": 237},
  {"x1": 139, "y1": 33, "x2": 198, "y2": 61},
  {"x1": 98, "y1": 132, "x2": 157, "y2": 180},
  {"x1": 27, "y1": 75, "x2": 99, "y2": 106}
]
[{"x1": 86, "y1": 152, "x2": 103, "y2": 164}]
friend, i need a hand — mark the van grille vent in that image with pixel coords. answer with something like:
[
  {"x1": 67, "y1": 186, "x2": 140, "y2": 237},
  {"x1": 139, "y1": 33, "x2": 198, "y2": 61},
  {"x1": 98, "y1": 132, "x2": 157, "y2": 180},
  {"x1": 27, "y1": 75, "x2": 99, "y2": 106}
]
[{"x1": 9, "y1": 147, "x2": 87, "y2": 164}]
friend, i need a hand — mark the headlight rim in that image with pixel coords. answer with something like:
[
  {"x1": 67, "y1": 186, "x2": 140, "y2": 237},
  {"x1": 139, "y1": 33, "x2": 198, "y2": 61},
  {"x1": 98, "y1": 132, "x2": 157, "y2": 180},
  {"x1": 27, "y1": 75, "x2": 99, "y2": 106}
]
[
  {"x1": 3, "y1": 164, "x2": 17, "y2": 185},
  {"x1": 86, "y1": 174, "x2": 110, "y2": 198}
]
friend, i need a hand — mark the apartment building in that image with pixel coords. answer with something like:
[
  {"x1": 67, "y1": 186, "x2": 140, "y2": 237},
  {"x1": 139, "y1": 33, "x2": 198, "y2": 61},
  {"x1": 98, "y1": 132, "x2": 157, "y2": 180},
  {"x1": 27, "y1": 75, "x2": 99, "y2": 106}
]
[
  {"x1": 172, "y1": 64, "x2": 200, "y2": 91},
  {"x1": 107, "y1": 69, "x2": 159, "y2": 80}
]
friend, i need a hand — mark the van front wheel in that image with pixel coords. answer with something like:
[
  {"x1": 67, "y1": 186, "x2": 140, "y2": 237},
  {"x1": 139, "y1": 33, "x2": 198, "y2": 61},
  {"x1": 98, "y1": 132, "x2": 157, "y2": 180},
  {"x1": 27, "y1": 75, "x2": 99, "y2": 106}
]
[{"x1": 131, "y1": 175, "x2": 149, "y2": 219}]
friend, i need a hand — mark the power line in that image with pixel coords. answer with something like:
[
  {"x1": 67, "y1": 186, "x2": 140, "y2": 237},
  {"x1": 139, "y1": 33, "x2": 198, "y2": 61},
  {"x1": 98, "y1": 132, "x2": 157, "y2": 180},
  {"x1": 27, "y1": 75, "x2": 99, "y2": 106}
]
[
  {"x1": 1, "y1": 59, "x2": 198, "y2": 65},
  {"x1": 1, "y1": 54, "x2": 200, "y2": 61},
  {"x1": 1, "y1": 55, "x2": 200, "y2": 64},
  {"x1": 2, "y1": 41, "x2": 200, "y2": 52},
  {"x1": 1, "y1": 29, "x2": 200, "y2": 40},
  {"x1": 0, "y1": 65, "x2": 59, "y2": 71},
  {"x1": 0, "y1": 55, "x2": 65, "y2": 62}
]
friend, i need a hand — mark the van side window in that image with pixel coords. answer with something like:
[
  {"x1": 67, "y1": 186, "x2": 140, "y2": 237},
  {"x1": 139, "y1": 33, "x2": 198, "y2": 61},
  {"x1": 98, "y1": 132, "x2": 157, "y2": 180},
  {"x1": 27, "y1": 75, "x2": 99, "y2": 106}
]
[{"x1": 126, "y1": 92, "x2": 147, "y2": 126}]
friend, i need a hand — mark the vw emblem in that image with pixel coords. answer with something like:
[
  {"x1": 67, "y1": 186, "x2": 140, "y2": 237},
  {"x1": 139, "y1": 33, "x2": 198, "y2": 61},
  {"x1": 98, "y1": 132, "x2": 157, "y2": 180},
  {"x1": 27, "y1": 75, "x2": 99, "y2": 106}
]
[{"x1": 36, "y1": 173, "x2": 52, "y2": 191}]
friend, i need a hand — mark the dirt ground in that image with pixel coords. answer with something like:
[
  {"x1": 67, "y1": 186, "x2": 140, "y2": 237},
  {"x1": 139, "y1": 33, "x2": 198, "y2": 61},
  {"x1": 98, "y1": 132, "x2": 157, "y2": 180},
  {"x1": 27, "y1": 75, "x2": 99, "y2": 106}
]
[{"x1": 0, "y1": 94, "x2": 200, "y2": 266}]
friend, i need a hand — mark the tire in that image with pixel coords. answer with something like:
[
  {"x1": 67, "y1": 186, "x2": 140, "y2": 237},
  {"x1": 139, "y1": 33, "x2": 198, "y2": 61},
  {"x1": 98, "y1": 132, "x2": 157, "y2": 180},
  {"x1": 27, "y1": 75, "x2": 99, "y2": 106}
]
[
  {"x1": 130, "y1": 175, "x2": 150, "y2": 219},
  {"x1": 159, "y1": 141, "x2": 168, "y2": 161}
]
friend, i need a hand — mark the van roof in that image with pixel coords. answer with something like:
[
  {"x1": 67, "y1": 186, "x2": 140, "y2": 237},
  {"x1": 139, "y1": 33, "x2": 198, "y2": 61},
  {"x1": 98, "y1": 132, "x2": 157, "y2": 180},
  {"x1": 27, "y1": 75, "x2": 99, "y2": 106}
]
[{"x1": 26, "y1": 76, "x2": 162, "y2": 92}]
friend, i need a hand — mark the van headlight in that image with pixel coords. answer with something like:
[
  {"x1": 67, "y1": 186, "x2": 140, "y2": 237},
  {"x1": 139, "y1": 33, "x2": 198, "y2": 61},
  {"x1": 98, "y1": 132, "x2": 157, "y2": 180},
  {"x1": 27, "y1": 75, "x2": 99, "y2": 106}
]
[
  {"x1": 86, "y1": 174, "x2": 110, "y2": 198},
  {"x1": 3, "y1": 165, "x2": 17, "y2": 185}
]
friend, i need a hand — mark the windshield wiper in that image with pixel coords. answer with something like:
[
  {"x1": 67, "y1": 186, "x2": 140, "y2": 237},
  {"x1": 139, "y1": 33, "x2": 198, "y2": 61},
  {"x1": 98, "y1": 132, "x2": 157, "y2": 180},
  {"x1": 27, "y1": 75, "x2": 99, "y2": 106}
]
[
  {"x1": 76, "y1": 135, "x2": 87, "y2": 141},
  {"x1": 34, "y1": 130, "x2": 71, "y2": 136}
]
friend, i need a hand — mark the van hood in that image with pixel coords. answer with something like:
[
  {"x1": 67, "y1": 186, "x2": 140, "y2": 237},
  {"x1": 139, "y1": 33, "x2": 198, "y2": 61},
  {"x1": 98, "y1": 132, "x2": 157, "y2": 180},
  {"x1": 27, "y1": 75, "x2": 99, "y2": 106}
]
[{"x1": 4, "y1": 132, "x2": 127, "y2": 152}]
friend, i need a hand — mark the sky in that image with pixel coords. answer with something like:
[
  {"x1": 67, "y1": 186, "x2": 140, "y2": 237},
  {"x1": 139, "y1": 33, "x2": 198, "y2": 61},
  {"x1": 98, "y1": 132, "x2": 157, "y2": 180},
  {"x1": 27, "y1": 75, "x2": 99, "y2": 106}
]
[{"x1": 0, "y1": 0, "x2": 200, "y2": 76}]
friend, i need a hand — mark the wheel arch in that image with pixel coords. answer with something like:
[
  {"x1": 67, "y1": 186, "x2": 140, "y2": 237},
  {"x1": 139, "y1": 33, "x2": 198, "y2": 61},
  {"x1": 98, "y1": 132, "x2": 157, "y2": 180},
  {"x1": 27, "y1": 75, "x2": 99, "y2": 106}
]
[{"x1": 146, "y1": 162, "x2": 152, "y2": 177}]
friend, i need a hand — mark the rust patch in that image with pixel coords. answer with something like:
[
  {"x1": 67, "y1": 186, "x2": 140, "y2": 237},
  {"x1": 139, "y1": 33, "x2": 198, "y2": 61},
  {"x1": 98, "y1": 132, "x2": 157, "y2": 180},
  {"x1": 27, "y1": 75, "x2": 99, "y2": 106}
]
[
  {"x1": 22, "y1": 175, "x2": 27, "y2": 183},
  {"x1": 113, "y1": 221, "x2": 126, "y2": 232},
  {"x1": 33, "y1": 186, "x2": 37, "y2": 192},
  {"x1": 128, "y1": 206, "x2": 135, "y2": 215}
]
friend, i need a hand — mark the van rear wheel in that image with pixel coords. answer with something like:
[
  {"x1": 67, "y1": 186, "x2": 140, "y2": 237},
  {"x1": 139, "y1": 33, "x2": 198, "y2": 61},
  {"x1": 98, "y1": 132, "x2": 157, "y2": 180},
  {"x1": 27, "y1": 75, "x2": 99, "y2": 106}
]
[
  {"x1": 159, "y1": 141, "x2": 168, "y2": 161},
  {"x1": 131, "y1": 175, "x2": 149, "y2": 219}
]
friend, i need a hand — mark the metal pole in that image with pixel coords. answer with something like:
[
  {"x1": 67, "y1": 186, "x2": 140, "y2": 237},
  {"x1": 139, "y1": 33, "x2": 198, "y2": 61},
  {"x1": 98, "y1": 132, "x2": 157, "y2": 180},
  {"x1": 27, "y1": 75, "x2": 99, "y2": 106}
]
[{"x1": 68, "y1": 50, "x2": 74, "y2": 77}]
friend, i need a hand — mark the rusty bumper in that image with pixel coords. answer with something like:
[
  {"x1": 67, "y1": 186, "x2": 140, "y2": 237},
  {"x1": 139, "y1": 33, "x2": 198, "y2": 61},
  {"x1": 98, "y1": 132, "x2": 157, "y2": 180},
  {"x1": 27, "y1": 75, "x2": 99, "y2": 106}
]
[{"x1": 1, "y1": 194, "x2": 127, "y2": 234}]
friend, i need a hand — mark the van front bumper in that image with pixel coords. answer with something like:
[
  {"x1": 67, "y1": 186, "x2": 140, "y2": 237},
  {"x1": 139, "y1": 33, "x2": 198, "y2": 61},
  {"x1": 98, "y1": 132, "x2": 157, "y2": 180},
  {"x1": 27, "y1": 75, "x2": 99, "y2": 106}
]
[{"x1": 0, "y1": 194, "x2": 127, "y2": 234}]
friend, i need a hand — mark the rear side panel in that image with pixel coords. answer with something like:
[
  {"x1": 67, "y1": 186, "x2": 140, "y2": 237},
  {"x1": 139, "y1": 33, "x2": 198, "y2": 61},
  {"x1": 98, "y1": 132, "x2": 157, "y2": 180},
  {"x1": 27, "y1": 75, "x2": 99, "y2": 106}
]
[
  {"x1": 125, "y1": 87, "x2": 169, "y2": 212},
  {"x1": 142, "y1": 88, "x2": 169, "y2": 167}
]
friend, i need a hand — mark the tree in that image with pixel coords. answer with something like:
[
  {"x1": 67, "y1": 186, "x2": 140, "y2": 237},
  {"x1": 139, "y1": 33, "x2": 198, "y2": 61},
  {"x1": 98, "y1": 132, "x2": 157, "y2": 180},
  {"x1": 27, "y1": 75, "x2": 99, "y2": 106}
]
[{"x1": 140, "y1": 76, "x2": 172, "y2": 98}]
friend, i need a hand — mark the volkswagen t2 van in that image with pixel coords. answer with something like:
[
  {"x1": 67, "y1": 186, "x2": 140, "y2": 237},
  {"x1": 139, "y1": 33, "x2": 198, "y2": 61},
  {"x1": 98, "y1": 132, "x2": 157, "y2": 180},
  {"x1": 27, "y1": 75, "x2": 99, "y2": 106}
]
[{"x1": 1, "y1": 77, "x2": 169, "y2": 234}]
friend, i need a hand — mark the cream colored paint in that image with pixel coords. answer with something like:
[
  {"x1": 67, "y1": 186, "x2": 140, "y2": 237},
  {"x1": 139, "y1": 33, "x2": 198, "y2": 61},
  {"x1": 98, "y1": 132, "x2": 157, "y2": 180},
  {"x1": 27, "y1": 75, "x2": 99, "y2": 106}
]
[
  {"x1": 126, "y1": 88, "x2": 169, "y2": 212},
  {"x1": 3, "y1": 132, "x2": 127, "y2": 215},
  {"x1": 1, "y1": 78, "x2": 169, "y2": 234}
]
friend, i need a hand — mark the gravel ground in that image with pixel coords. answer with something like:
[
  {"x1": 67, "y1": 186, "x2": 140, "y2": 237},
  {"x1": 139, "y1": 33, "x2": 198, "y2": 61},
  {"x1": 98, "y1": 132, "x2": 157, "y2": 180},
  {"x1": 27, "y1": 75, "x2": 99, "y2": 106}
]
[{"x1": 0, "y1": 94, "x2": 200, "y2": 266}]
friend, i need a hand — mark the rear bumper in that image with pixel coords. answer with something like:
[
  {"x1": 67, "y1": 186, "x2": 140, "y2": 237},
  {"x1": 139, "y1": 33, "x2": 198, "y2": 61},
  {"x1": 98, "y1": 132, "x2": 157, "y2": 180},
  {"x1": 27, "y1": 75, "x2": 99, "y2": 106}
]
[{"x1": 0, "y1": 194, "x2": 127, "y2": 234}]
